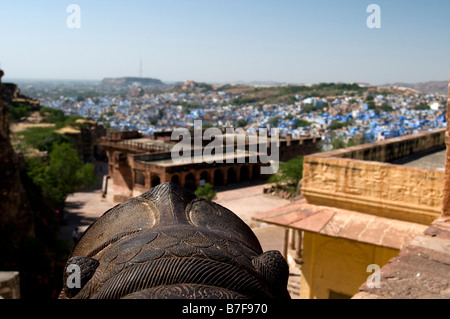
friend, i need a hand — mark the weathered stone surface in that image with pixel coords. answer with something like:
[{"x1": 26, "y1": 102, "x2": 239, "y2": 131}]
[
  {"x1": 0, "y1": 70, "x2": 33, "y2": 248},
  {"x1": 353, "y1": 217, "x2": 450, "y2": 299},
  {"x1": 301, "y1": 130, "x2": 446, "y2": 225},
  {"x1": 353, "y1": 77, "x2": 450, "y2": 299},
  {"x1": 441, "y1": 77, "x2": 450, "y2": 217}
]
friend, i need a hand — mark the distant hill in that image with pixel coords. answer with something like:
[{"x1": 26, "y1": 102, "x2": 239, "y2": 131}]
[
  {"x1": 217, "y1": 82, "x2": 366, "y2": 105},
  {"x1": 381, "y1": 81, "x2": 448, "y2": 95},
  {"x1": 101, "y1": 77, "x2": 165, "y2": 88}
]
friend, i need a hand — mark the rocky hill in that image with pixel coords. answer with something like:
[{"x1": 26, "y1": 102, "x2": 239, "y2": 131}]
[
  {"x1": 101, "y1": 77, "x2": 166, "y2": 88},
  {"x1": 381, "y1": 81, "x2": 448, "y2": 95},
  {"x1": 2, "y1": 82, "x2": 40, "y2": 110}
]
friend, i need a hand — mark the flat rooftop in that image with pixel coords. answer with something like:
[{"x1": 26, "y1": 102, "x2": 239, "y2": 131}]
[
  {"x1": 252, "y1": 198, "x2": 427, "y2": 250},
  {"x1": 140, "y1": 152, "x2": 251, "y2": 167},
  {"x1": 392, "y1": 148, "x2": 446, "y2": 171}
]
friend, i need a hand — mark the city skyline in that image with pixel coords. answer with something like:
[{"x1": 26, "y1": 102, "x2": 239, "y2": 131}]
[{"x1": 1, "y1": 0, "x2": 450, "y2": 84}]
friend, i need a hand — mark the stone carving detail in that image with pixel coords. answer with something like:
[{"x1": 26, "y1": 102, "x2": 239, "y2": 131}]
[{"x1": 59, "y1": 182, "x2": 290, "y2": 299}]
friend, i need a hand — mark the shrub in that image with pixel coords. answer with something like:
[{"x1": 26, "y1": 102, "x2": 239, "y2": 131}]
[
  {"x1": 267, "y1": 156, "x2": 303, "y2": 194},
  {"x1": 195, "y1": 183, "x2": 217, "y2": 201},
  {"x1": 26, "y1": 143, "x2": 97, "y2": 211}
]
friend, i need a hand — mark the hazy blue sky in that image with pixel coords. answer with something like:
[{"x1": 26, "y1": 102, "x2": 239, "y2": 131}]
[{"x1": 1, "y1": 0, "x2": 449, "y2": 84}]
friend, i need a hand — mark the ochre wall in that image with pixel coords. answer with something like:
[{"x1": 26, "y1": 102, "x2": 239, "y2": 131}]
[
  {"x1": 300, "y1": 231, "x2": 399, "y2": 299},
  {"x1": 302, "y1": 129, "x2": 446, "y2": 225},
  {"x1": 302, "y1": 157, "x2": 444, "y2": 225}
]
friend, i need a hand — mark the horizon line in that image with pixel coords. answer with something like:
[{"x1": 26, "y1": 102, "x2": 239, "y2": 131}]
[{"x1": 2, "y1": 76, "x2": 448, "y2": 87}]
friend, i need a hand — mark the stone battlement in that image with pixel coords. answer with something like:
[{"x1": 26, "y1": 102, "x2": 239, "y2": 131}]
[{"x1": 302, "y1": 128, "x2": 446, "y2": 225}]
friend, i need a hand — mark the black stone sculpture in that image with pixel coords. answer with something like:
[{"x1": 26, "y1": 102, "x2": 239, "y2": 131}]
[{"x1": 59, "y1": 183, "x2": 291, "y2": 299}]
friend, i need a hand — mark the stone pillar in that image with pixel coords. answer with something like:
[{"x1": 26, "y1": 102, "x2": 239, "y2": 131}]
[
  {"x1": 442, "y1": 74, "x2": 450, "y2": 217},
  {"x1": 286, "y1": 133, "x2": 292, "y2": 147},
  {"x1": 208, "y1": 170, "x2": 214, "y2": 185},
  {"x1": 222, "y1": 168, "x2": 228, "y2": 185},
  {"x1": 145, "y1": 172, "x2": 151, "y2": 188},
  {"x1": 294, "y1": 230, "x2": 303, "y2": 265},
  {"x1": 283, "y1": 228, "x2": 289, "y2": 259},
  {"x1": 179, "y1": 172, "x2": 186, "y2": 188},
  {"x1": 194, "y1": 170, "x2": 202, "y2": 187},
  {"x1": 235, "y1": 165, "x2": 241, "y2": 183},
  {"x1": 101, "y1": 175, "x2": 109, "y2": 196},
  {"x1": 131, "y1": 169, "x2": 136, "y2": 188},
  {"x1": 289, "y1": 228, "x2": 296, "y2": 250}
]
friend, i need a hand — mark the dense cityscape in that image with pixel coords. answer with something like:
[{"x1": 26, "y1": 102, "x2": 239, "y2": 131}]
[{"x1": 19, "y1": 78, "x2": 448, "y2": 151}]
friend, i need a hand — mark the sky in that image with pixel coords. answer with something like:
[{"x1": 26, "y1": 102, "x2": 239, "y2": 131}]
[{"x1": 1, "y1": 0, "x2": 450, "y2": 84}]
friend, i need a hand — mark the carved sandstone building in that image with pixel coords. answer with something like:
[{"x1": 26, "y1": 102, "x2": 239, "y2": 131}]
[
  {"x1": 254, "y1": 127, "x2": 447, "y2": 298},
  {"x1": 100, "y1": 129, "x2": 320, "y2": 202},
  {"x1": 352, "y1": 77, "x2": 450, "y2": 299}
]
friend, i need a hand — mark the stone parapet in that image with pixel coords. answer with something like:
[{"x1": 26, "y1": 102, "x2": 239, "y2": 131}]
[{"x1": 302, "y1": 129, "x2": 446, "y2": 225}]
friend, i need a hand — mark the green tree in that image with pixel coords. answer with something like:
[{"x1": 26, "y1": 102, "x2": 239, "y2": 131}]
[
  {"x1": 237, "y1": 118, "x2": 248, "y2": 128},
  {"x1": 365, "y1": 94, "x2": 374, "y2": 102},
  {"x1": 268, "y1": 116, "x2": 281, "y2": 127},
  {"x1": 268, "y1": 156, "x2": 303, "y2": 194},
  {"x1": 39, "y1": 107, "x2": 67, "y2": 123},
  {"x1": 195, "y1": 183, "x2": 217, "y2": 201},
  {"x1": 380, "y1": 103, "x2": 394, "y2": 112},
  {"x1": 331, "y1": 137, "x2": 347, "y2": 150},
  {"x1": 329, "y1": 120, "x2": 348, "y2": 130},
  {"x1": 301, "y1": 104, "x2": 316, "y2": 113},
  {"x1": 347, "y1": 132, "x2": 368, "y2": 146},
  {"x1": 19, "y1": 127, "x2": 71, "y2": 153},
  {"x1": 26, "y1": 143, "x2": 97, "y2": 210},
  {"x1": 295, "y1": 119, "x2": 311, "y2": 128},
  {"x1": 414, "y1": 103, "x2": 430, "y2": 110},
  {"x1": 7, "y1": 102, "x2": 32, "y2": 122}
]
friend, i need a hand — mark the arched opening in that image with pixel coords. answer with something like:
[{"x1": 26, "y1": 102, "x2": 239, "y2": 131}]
[
  {"x1": 240, "y1": 165, "x2": 249, "y2": 182},
  {"x1": 200, "y1": 171, "x2": 210, "y2": 186},
  {"x1": 252, "y1": 164, "x2": 260, "y2": 181},
  {"x1": 135, "y1": 171, "x2": 145, "y2": 186},
  {"x1": 171, "y1": 174, "x2": 180, "y2": 185},
  {"x1": 227, "y1": 167, "x2": 236, "y2": 184},
  {"x1": 185, "y1": 173, "x2": 196, "y2": 191},
  {"x1": 93, "y1": 145, "x2": 98, "y2": 160},
  {"x1": 151, "y1": 174, "x2": 161, "y2": 187},
  {"x1": 214, "y1": 169, "x2": 224, "y2": 186}
]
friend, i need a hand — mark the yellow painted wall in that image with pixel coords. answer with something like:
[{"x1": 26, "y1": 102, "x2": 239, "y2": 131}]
[{"x1": 300, "y1": 231, "x2": 399, "y2": 299}]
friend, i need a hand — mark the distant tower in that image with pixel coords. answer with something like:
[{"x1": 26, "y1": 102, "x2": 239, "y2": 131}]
[{"x1": 139, "y1": 55, "x2": 143, "y2": 78}]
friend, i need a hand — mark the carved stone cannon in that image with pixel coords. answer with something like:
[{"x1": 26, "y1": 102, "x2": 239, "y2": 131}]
[{"x1": 59, "y1": 183, "x2": 291, "y2": 299}]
